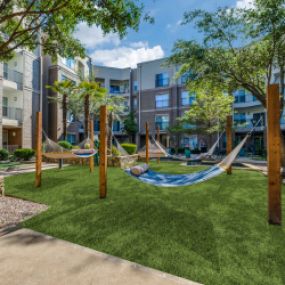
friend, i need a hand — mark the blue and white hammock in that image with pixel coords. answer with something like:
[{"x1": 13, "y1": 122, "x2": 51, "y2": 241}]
[{"x1": 125, "y1": 135, "x2": 248, "y2": 187}]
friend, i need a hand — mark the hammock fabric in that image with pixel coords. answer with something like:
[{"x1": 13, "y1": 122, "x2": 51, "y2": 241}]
[{"x1": 125, "y1": 135, "x2": 248, "y2": 187}]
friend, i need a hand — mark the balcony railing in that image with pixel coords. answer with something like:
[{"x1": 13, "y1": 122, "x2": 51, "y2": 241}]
[
  {"x1": 3, "y1": 63, "x2": 23, "y2": 90},
  {"x1": 2, "y1": 106, "x2": 23, "y2": 122}
]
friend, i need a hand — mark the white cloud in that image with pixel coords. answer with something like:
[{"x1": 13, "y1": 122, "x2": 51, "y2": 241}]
[
  {"x1": 236, "y1": 0, "x2": 255, "y2": 9},
  {"x1": 90, "y1": 42, "x2": 164, "y2": 68},
  {"x1": 74, "y1": 22, "x2": 120, "y2": 49}
]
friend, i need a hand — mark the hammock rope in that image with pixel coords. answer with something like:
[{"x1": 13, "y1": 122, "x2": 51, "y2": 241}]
[{"x1": 125, "y1": 120, "x2": 263, "y2": 187}]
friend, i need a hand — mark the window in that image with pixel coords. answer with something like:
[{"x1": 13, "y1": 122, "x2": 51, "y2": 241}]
[
  {"x1": 133, "y1": 81, "x2": 138, "y2": 92},
  {"x1": 67, "y1": 134, "x2": 76, "y2": 145},
  {"x1": 155, "y1": 115, "x2": 169, "y2": 131},
  {"x1": 234, "y1": 113, "x2": 246, "y2": 127},
  {"x1": 2, "y1": 97, "x2": 8, "y2": 117},
  {"x1": 155, "y1": 73, "x2": 169, "y2": 88},
  {"x1": 65, "y1": 58, "x2": 75, "y2": 69},
  {"x1": 113, "y1": 121, "x2": 121, "y2": 132},
  {"x1": 252, "y1": 112, "x2": 265, "y2": 126},
  {"x1": 181, "y1": 91, "x2": 195, "y2": 106},
  {"x1": 133, "y1": 98, "x2": 138, "y2": 109},
  {"x1": 95, "y1": 120, "x2": 100, "y2": 132},
  {"x1": 234, "y1": 89, "x2": 246, "y2": 103},
  {"x1": 110, "y1": 85, "x2": 120, "y2": 94},
  {"x1": 155, "y1": 94, "x2": 169, "y2": 108}
]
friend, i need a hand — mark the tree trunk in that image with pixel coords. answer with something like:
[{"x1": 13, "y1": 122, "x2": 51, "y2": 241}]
[
  {"x1": 107, "y1": 112, "x2": 113, "y2": 154},
  {"x1": 84, "y1": 94, "x2": 90, "y2": 138},
  {"x1": 62, "y1": 94, "x2": 67, "y2": 140}
]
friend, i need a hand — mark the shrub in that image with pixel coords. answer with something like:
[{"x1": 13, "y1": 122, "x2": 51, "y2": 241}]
[
  {"x1": 0, "y1": 148, "x2": 9, "y2": 160},
  {"x1": 72, "y1": 145, "x2": 80, "y2": 149},
  {"x1": 121, "y1": 143, "x2": 137, "y2": 155},
  {"x1": 112, "y1": 145, "x2": 121, "y2": 156},
  {"x1": 14, "y1": 148, "x2": 35, "y2": 161},
  {"x1": 58, "y1": 140, "x2": 72, "y2": 150}
]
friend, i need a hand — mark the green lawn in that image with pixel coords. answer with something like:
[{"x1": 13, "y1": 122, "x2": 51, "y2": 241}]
[{"x1": 4, "y1": 162, "x2": 285, "y2": 285}]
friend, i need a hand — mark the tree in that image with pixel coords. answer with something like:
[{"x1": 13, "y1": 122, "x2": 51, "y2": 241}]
[
  {"x1": 46, "y1": 80, "x2": 75, "y2": 140},
  {"x1": 173, "y1": 84, "x2": 233, "y2": 146},
  {"x1": 0, "y1": 0, "x2": 151, "y2": 61},
  {"x1": 75, "y1": 81, "x2": 106, "y2": 138},
  {"x1": 168, "y1": 1, "x2": 285, "y2": 113},
  {"x1": 123, "y1": 112, "x2": 138, "y2": 142}
]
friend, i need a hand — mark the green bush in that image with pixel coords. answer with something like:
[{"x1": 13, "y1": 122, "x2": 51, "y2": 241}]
[
  {"x1": 0, "y1": 148, "x2": 9, "y2": 160},
  {"x1": 14, "y1": 148, "x2": 35, "y2": 161},
  {"x1": 121, "y1": 143, "x2": 137, "y2": 155},
  {"x1": 112, "y1": 145, "x2": 121, "y2": 156},
  {"x1": 191, "y1": 148, "x2": 201, "y2": 154},
  {"x1": 58, "y1": 140, "x2": 72, "y2": 150}
]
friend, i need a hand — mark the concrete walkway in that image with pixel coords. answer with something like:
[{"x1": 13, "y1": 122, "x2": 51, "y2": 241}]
[{"x1": 0, "y1": 228, "x2": 202, "y2": 285}]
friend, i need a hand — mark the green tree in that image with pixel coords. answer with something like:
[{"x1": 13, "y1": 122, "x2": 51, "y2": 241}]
[
  {"x1": 173, "y1": 84, "x2": 233, "y2": 145},
  {"x1": 0, "y1": 0, "x2": 151, "y2": 61},
  {"x1": 123, "y1": 112, "x2": 138, "y2": 142},
  {"x1": 46, "y1": 80, "x2": 75, "y2": 140},
  {"x1": 168, "y1": 1, "x2": 285, "y2": 113}
]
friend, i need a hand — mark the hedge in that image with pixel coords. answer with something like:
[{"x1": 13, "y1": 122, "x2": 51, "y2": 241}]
[
  {"x1": 14, "y1": 148, "x2": 35, "y2": 161},
  {"x1": 121, "y1": 143, "x2": 137, "y2": 155},
  {"x1": 0, "y1": 149, "x2": 9, "y2": 160},
  {"x1": 58, "y1": 140, "x2": 73, "y2": 150}
]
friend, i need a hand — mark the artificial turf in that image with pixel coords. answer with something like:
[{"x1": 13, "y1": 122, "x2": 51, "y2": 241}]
[{"x1": 4, "y1": 162, "x2": 285, "y2": 285}]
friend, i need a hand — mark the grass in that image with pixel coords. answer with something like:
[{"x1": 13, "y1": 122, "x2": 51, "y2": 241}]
[
  {"x1": 0, "y1": 161, "x2": 20, "y2": 170},
  {"x1": 4, "y1": 162, "x2": 285, "y2": 285}
]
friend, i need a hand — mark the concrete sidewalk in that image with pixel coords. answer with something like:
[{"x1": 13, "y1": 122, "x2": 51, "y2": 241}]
[{"x1": 0, "y1": 228, "x2": 202, "y2": 285}]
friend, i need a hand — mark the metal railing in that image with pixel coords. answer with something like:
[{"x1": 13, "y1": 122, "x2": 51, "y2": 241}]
[
  {"x1": 3, "y1": 145, "x2": 19, "y2": 153},
  {"x1": 3, "y1": 63, "x2": 23, "y2": 90},
  {"x1": 2, "y1": 106, "x2": 23, "y2": 122}
]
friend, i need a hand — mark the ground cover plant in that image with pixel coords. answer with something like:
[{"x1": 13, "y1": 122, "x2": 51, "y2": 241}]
[{"x1": 5, "y1": 162, "x2": 285, "y2": 285}]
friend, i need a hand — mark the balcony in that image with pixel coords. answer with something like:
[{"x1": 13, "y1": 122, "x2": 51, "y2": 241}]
[
  {"x1": 3, "y1": 63, "x2": 23, "y2": 90},
  {"x1": 2, "y1": 106, "x2": 23, "y2": 125}
]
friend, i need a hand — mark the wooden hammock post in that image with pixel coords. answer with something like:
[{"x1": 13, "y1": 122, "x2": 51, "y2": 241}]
[
  {"x1": 89, "y1": 117, "x2": 94, "y2": 173},
  {"x1": 35, "y1": 112, "x2": 42, "y2": 187},
  {"x1": 145, "y1": 122, "x2": 149, "y2": 164},
  {"x1": 267, "y1": 84, "x2": 281, "y2": 225},
  {"x1": 99, "y1": 105, "x2": 107, "y2": 199},
  {"x1": 226, "y1": 115, "x2": 233, "y2": 175},
  {"x1": 156, "y1": 125, "x2": 160, "y2": 164}
]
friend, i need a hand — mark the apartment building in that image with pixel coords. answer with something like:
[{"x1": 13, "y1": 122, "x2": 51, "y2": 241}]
[
  {"x1": 92, "y1": 65, "x2": 131, "y2": 138},
  {"x1": 131, "y1": 58, "x2": 202, "y2": 149},
  {"x1": 0, "y1": 49, "x2": 41, "y2": 152},
  {"x1": 43, "y1": 55, "x2": 91, "y2": 144}
]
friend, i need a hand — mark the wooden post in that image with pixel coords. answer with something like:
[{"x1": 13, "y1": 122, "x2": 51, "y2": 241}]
[
  {"x1": 145, "y1": 122, "x2": 149, "y2": 164},
  {"x1": 267, "y1": 84, "x2": 281, "y2": 225},
  {"x1": 226, "y1": 115, "x2": 233, "y2": 175},
  {"x1": 89, "y1": 117, "x2": 94, "y2": 173},
  {"x1": 35, "y1": 112, "x2": 42, "y2": 187},
  {"x1": 99, "y1": 105, "x2": 107, "y2": 199},
  {"x1": 156, "y1": 125, "x2": 160, "y2": 163}
]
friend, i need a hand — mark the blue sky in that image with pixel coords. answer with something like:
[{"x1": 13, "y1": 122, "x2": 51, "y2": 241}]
[{"x1": 74, "y1": 0, "x2": 249, "y2": 68}]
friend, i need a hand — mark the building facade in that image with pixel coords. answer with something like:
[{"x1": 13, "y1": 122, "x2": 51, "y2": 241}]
[
  {"x1": 0, "y1": 48, "x2": 41, "y2": 152},
  {"x1": 43, "y1": 55, "x2": 91, "y2": 143}
]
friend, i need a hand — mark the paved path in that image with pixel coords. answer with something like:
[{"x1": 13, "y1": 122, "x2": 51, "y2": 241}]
[{"x1": 0, "y1": 228, "x2": 202, "y2": 285}]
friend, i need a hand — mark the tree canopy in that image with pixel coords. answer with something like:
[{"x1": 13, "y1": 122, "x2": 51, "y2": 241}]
[
  {"x1": 168, "y1": 0, "x2": 285, "y2": 110},
  {"x1": 0, "y1": 0, "x2": 151, "y2": 60},
  {"x1": 173, "y1": 84, "x2": 233, "y2": 135}
]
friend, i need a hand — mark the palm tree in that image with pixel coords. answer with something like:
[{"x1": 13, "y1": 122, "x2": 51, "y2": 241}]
[
  {"x1": 46, "y1": 80, "x2": 75, "y2": 140},
  {"x1": 75, "y1": 81, "x2": 106, "y2": 138}
]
